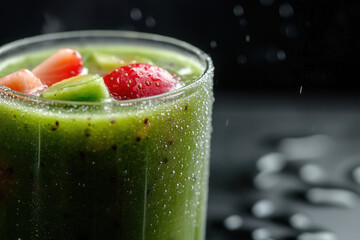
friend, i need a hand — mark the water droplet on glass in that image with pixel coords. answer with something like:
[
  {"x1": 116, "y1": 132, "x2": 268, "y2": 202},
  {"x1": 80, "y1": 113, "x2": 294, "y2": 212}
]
[
  {"x1": 130, "y1": 8, "x2": 142, "y2": 21},
  {"x1": 210, "y1": 40, "x2": 217, "y2": 49},
  {"x1": 145, "y1": 16, "x2": 156, "y2": 27},
  {"x1": 233, "y1": 5, "x2": 244, "y2": 17},
  {"x1": 245, "y1": 35, "x2": 250, "y2": 42},
  {"x1": 279, "y1": 3, "x2": 294, "y2": 18}
]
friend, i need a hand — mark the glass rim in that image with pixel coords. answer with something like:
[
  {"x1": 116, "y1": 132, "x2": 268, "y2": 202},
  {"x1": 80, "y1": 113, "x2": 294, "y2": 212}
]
[{"x1": 0, "y1": 30, "x2": 213, "y2": 106}]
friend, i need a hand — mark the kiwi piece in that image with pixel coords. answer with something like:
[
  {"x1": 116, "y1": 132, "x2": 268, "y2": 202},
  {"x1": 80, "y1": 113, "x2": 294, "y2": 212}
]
[
  {"x1": 84, "y1": 52, "x2": 152, "y2": 75},
  {"x1": 41, "y1": 74, "x2": 110, "y2": 101}
]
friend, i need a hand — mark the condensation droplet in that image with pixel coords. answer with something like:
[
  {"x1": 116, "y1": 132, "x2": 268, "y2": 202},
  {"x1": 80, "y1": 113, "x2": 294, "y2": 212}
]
[
  {"x1": 245, "y1": 35, "x2": 250, "y2": 42},
  {"x1": 130, "y1": 8, "x2": 142, "y2": 21}
]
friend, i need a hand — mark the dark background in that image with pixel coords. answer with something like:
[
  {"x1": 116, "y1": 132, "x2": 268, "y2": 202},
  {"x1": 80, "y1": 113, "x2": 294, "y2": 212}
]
[{"x1": 1, "y1": 0, "x2": 360, "y2": 96}]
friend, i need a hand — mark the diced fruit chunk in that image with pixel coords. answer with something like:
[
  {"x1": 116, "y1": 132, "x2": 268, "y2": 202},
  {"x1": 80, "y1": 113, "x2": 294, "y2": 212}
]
[
  {"x1": 41, "y1": 74, "x2": 110, "y2": 101},
  {"x1": 32, "y1": 48, "x2": 83, "y2": 87},
  {"x1": 103, "y1": 63, "x2": 179, "y2": 100},
  {"x1": 84, "y1": 52, "x2": 152, "y2": 75},
  {"x1": 0, "y1": 69, "x2": 45, "y2": 94}
]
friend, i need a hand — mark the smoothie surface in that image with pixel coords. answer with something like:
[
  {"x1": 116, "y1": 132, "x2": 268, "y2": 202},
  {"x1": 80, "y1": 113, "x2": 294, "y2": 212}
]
[{"x1": 0, "y1": 45, "x2": 204, "y2": 97}]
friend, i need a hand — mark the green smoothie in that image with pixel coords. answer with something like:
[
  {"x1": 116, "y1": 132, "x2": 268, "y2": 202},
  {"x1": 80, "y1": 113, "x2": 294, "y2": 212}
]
[{"x1": 0, "y1": 31, "x2": 214, "y2": 239}]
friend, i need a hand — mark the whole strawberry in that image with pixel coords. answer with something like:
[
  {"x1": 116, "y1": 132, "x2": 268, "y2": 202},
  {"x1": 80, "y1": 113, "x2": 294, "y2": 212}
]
[{"x1": 103, "y1": 63, "x2": 179, "y2": 100}]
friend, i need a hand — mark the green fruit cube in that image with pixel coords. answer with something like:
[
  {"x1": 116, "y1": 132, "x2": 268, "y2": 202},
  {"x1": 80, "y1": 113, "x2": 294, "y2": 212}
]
[{"x1": 41, "y1": 74, "x2": 110, "y2": 101}]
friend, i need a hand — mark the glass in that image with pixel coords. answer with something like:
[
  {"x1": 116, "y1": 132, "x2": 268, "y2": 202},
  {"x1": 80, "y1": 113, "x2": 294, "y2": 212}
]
[{"x1": 0, "y1": 31, "x2": 214, "y2": 240}]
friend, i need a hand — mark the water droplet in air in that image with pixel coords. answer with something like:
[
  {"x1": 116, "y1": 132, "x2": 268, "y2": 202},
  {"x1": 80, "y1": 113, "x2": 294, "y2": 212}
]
[
  {"x1": 237, "y1": 55, "x2": 247, "y2": 65},
  {"x1": 145, "y1": 17, "x2": 156, "y2": 27},
  {"x1": 279, "y1": 3, "x2": 294, "y2": 18},
  {"x1": 283, "y1": 23, "x2": 299, "y2": 39},
  {"x1": 210, "y1": 40, "x2": 217, "y2": 49},
  {"x1": 42, "y1": 13, "x2": 64, "y2": 33},
  {"x1": 259, "y1": 0, "x2": 274, "y2": 7},
  {"x1": 130, "y1": 8, "x2": 142, "y2": 21},
  {"x1": 233, "y1": 5, "x2": 244, "y2": 17},
  {"x1": 277, "y1": 50, "x2": 286, "y2": 61}
]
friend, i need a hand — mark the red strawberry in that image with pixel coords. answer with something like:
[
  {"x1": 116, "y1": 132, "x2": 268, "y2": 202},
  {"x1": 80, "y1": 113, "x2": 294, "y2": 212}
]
[
  {"x1": 32, "y1": 48, "x2": 83, "y2": 87},
  {"x1": 0, "y1": 69, "x2": 45, "y2": 94},
  {"x1": 103, "y1": 63, "x2": 179, "y2": 100}
]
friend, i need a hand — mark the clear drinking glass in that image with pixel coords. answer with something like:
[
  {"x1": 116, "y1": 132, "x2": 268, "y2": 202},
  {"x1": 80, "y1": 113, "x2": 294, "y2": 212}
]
[{"x1": 0, "y1": 31, "x2": 214, "y2": 240}]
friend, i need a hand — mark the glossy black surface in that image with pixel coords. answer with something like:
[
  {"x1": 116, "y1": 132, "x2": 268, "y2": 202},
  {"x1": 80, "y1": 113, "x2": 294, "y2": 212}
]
[{"x1": 207, "y1": 92, "x2": 360, "y2": 240}]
